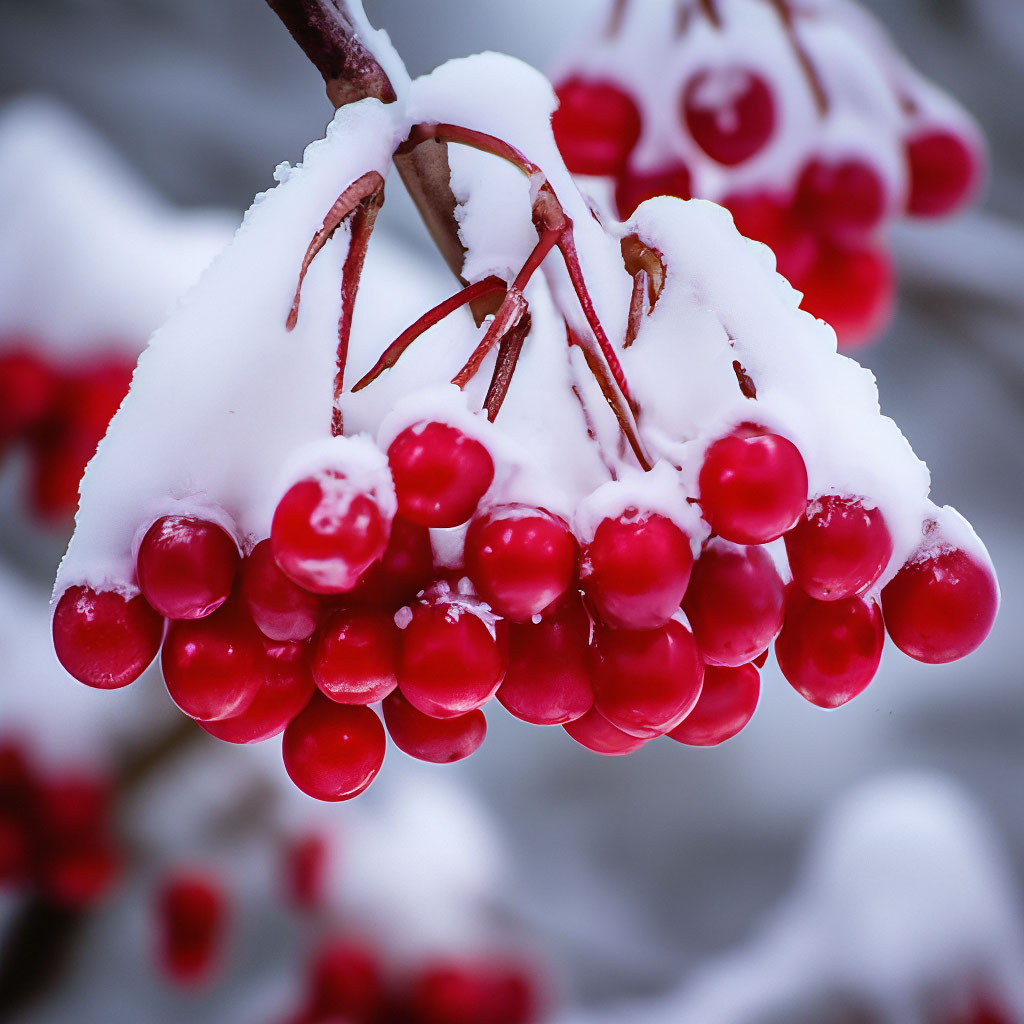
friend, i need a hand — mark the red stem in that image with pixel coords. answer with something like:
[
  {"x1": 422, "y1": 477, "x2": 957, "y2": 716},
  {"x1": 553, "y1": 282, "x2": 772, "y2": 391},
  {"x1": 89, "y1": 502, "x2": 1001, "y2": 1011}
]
[
  {"x1": 399, "y1": 123, "x2": 541, "y2": 178},
  {"x1": 350, "y1": 275, "x2": 507, "y2": 392}
]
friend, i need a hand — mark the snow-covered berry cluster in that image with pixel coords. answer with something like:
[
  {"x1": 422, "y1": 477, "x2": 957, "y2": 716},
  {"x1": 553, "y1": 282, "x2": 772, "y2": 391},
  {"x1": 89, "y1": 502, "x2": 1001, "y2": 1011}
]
[
  {"x1": 49, "y1": 39, "x2": 996, "y2": 801},
  {"x1": 552, "y1": 0, "x2": 985, "y2": 345},
  {"x1": 0, "y1": 739, "x2": 119, "y2": 910}
]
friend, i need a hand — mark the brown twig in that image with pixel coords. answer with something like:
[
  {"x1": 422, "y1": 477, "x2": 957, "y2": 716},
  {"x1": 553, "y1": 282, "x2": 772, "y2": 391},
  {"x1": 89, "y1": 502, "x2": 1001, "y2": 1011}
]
[
  {"x1": 766, "y1": 0, "x2": 829, "y2": 116},
  {"x1": 483, "y1": 311, "x2": 531, "y2": 421}
]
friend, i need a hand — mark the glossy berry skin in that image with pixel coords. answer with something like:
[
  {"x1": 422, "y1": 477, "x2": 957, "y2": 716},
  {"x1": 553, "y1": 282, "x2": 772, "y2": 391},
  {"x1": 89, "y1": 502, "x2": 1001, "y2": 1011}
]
[
  {"x1": 52, "y1": 585, "x2": 163, "y2": 689},
  {"x1": 271, "y1": 472, "x2": 391, "y2": 594},
  {"x1": 200, "y1": 640, "x2": 314, "y2": 744},
  {"x1": 591, "y1": 618, "x2": 704, "y2": 738},
  {"x1": 564, "y1": 707, "x2": 648, "y2": 756},
  {"x1": 906, "y1": 129, "x2": 982, "y2": 218},
  {"x1": 698, "y1": 429, "x2": 807, "y2": 544},
  {"x1": 682, "y1": 538, "x2": 784, "y2": 667},
  {"x1": 348, "y1": 515, "x2": 434, "y2": 608},
  {"x1": 667, "y1": 664, "x2": 760, "y2": 746},
  {"x1": 406, "y1": 959, "x2": 537, "y2": 1024},
  {"x1": 582, "y1": 512, "x2": 693, "y2": 630},
  {"x1": 882, "y1": 547, "x2": 998, "y2": 664},
  {"x1": 682, "y1": 67, "x2": 775, "y2": 166},
  {"x1": 794, "y1": 158, "x2": 888, "y2": 241},
  {"x1": 614, "y1": 162, "x2": 692, "y2": 219},
  {"x1": 312, "y1": 608, "x2": 399, "y2": 705},
  {"x1": 156, "y1": 872, "x2": 226, "y2": 987},
  {"x1": 282, "y1": 695, "x2": 385, "y2": 802},
  {"x1": 387, "y1": 422, "x2": 494, "y2": 528},
  {"x1": 465, "y1": 505, "x2": 578, "y2": 621},
  {"x1": 382, "y1": 689, "x2": 486, "y2": 763},
  {"x1": 136, "y1": 515, "x2": 239, "y2": 620},
  {"x1": 241, "y1": 539, "x2": 323, "y2": 641},
  {"x1": 161, "y1": 602, "x2": 264, "y2": 721},
  {"x1": 398, "y1": 589, "x2": 508, "y2": 719},
  {"x1": 785, "y1": 495, "x2": 893, "y2": 601},
  {"x1": 552, "y1": 77, "x2": 642, "y2": 176},
  {"x1": 775, "y1": 586, "x2": 884, "y2": 708},
  {"x1": 498, "y1": 596, "x2": 594, "y2": 725}
]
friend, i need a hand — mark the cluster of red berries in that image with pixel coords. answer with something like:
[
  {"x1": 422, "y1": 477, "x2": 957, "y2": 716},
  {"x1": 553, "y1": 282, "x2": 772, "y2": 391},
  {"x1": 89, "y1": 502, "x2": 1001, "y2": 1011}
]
[
  {"x1": 0, "y1": 343, "x2": 134, "y2": 522},
  {"x1": 552, "y1": 0, "x2": 984, "y2": 345},
  {"x1": 51, "y1": 411, "x2": 998, "y2": 801},
  {"x1": 283, "y1": 939, "x2": 537, "y2": 1024},
  {"x1": 0, "y1": 739, "x2": 119, "y2": 909}
]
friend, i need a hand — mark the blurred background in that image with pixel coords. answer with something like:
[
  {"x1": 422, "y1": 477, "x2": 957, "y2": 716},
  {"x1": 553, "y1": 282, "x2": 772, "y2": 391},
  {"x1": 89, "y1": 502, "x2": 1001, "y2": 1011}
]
[{"x1": 0, "y1": 1, "x2": 1021, "y2": 1021}]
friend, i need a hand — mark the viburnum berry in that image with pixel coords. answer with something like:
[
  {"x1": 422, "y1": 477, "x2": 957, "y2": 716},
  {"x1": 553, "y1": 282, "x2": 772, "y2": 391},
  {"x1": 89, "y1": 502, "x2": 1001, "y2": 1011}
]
[
  {"x1": 614, "y1": 162, "x2": 692, "y2": 219},
  {"x1": 136, "y1": 514, "x2": 239, "y2": 620},
  {"x1": 241, "y1": 539, "x2": 324, "y2": 641},
  {"x1": 387, "y1": 421, "x2": 494, "y2": 528},
  {"x1": 775, "y1": 585, "x2": 884, "y2": 708},
  {"x1": 881, "y1": 545, "x2": 998, "y2": 664},
  {"x1": 348, "y1": 515, "x2": 434, "y2": 608},
  {"x1": 667, "y1": 664, "x2": 760, "y2": 746},
  {"x1": 723, "y1": 191, "x2": 820, "y2": 283},
  {"x1": 312, "y1": 607, "x2": 399, "y2": 705},
  {"x1": 0, "y1": 348, "x2": 55, "y2": 448},
  {"x1": 304, "y1": 939, "x2": 385, "y2": 1022},
  {"x1": 382, "y1": 689, "x2": 486, "y2": 763},
  {"x1": 784, "y1": 495, "x2": 893, "y2": 601},
  {"x1": 698, "y1": 428, "x2": 808, "y2": 544},
  {"x1": 283, "y1": 831, "x2": 329, "y2": 911},
  {"x1": 161, "y1": 601, "x2": 265, "y2": 721},
  {"x1": 282, "y1": 695, "x2": 385, "y2": 801},
  {"x1": 397, "y1": 583, "x2": 508, "y2": 718},
  {"x1": 682, "y1": 538, "x2": 784, "y2": 667},
  {"x1": 794, "y1": 157, "x2": 888, "y2": 241},
  {"x1": 906, "y1": 129, "x2": 982, "y2": 218},
  {"x1": 582, "y1": 511, "x2": 693, "y2": 630},
  {"x1": 563, "y1": 707, "x2": 647, "y2": 756},
  {"x1": 405, "y1": 959, "x2": 537, "y2": 1024},
  {"x1": 200, "y1": 639, "x2": 314, "y2": 744},
  {"x1": 156, "y1": 871, "x2": 227, "y2": 987},
  {"x1": 498, "y1": 595, "x2": 593, "y2": 725},
  {"x1": 552, "y1": 77, "x2": 642, "y2": 176},
  {"x1": 271, "y1": 472, "x2": 391, "y2": 594},
  {"x1": 40, "y1": 841, "x2": 119, "y2": 909},
  {"x1": 52, "y1": 585, "x2": 164, "y2": 689},
  {"x1": 591, "y1": 618, "x2": 704, "y2": 738},
  {"x1": 681, "y1": 67, "x2": 775, "y2": 166},
  {"x1": 465, "y1": 505, "x2": 578, "y2": 621}
]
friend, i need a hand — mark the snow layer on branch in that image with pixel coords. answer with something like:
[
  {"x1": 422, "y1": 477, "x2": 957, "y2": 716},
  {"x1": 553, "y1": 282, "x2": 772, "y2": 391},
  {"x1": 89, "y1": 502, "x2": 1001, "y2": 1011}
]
[{"x1": 0, "y1": 97, "x2": 235, "y2": 357}]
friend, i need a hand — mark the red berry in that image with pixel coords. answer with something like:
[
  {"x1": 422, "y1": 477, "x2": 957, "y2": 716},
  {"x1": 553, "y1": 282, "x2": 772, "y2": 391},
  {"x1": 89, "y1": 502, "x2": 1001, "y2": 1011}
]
[
  {"x1": 775, "y1": 585, "x2": 884, "y2": 708},
  {"x1": 36, "y1": 774, "x2": 110, "y2": 841},
  {"x1": 0, "y1": 813, "x2": 30, "y2": 885},
  {"x1": 882, "y1": 546, "x2": 998, "y2": 664},
  {"x1": 200, "y1": 639, "x2": 314, "y2": 743},
  {"x1": 53, "y1": 585, "x2": 163, "y2": 689},
  {"x1": 406, "y1": 960, "x2": 537, "y2": 1024},
  {"x1": 307, "y1": 939, "x2": 384, "y2": 1021},
  {"x1": 282, "y1": 695, "x2": 385, "y2": 801},
  {"x1": 614, "y1": 163, "x2": 692, "y2": 219},
  {"x1": 382, "y1": 689, "x2": 486, "y2": 763},
  {"x1": 348, "y1": 515, "x2": 434, "y2": 608},
  {"x1": 682, "y1": 538, "x2": 784, "y2": 667},
  {"x1": 0, "y1": 348, "x2": 55, "y2": 447},
  {"x1": 465, "y1": 505, "x2": 578, "y2": 621},
  {"x1": 156, "y1": 871, "x2": 226, "y2": 987},
  {"x1": 699, "y1": 429, "x2": 807, "y2": 544},
  {"x1": 40, "y1": 840, "x2": 119, "y2": 908},
  {"x1": 682, "y1": 67, "x2": 775, "y2": 166},
  {"x1": 283, "y1": 831, "x2": 329, "y2": 911},
  {"x1": 793, "y1": 240, "x2": 894, "y2": 347},
  {"x1": 564, "y1": 707, "x2": 647, "y2": 756},
  {"x1": 498, "y1": 595, "x2": 593, "y2": 725},
  {"x1": 161, "y1": 601, "x2": 264, "y2": 721},
  {"x1": 398, "y1": 585, "x2": 508, "y2": 718},
  {"x1": 387, "y1": 422, "x2": 494, "y2": 528},
  {"x1": 785, "y1": 495, "x2": 893, "y2": 601},
  {"x1": 271, "y1": 472, "x2": 391, "y2": 594},
  {"x1": 724, "y1": 191, "x2": 819, "y2": 282},
  {"x1": 667, "y1": 664, "x2": 760, "y2": 746},
  {"x1": 552, "y1": 77, "x2": 642, "y2": 176},
  {"x1": 591, "y1": 618, "x2": 704, "y2": 738},
  {"x1": 794, "y1": 158, "x2": 887, "y2": 241},
  {"x1": 312, "y1": 607, "x2": 399, "y2": 705},
  {"x1": 906, "y1": 129, "x2": 982, "y2": 218},
  {"x1": 582, "y1": 512, "x2": 693, "y2": 630},
  {"x1": 136, "y1": 515, "x2": 239, "y2": 620},
  {"x1": 240, "y1": 539, "x2": 324, "y2": 641}
]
